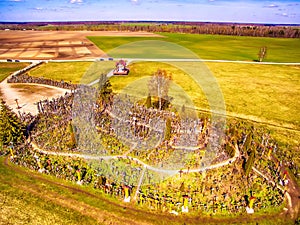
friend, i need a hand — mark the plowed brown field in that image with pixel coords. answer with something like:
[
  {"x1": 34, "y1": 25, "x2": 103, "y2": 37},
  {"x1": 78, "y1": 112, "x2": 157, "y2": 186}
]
[{"x1": 0, "y1": 30, "x2": 161, "y2": 60}]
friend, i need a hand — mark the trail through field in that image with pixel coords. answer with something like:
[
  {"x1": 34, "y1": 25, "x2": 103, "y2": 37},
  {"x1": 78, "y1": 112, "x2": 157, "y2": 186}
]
[
  {"x1": 252, "y1": 166, "x2": 300, "y2": 220},
  {"x1": 30, "y1": 142, "x2": 240, "y2": 175}
]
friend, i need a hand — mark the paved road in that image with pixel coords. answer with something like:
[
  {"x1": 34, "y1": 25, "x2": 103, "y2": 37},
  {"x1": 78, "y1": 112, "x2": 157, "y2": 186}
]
[
  {"x1": 5, "y1": 57, "x2": 297, "y2": 87},
  {"x1": 2, "y1": 58, "x2": 300, "y2": 65}
]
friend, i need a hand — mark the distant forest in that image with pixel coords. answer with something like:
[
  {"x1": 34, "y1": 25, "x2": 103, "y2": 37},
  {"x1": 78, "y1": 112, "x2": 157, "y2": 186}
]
[{"x1": 1, "y1": 21, "x2": 299, "y2": 38}]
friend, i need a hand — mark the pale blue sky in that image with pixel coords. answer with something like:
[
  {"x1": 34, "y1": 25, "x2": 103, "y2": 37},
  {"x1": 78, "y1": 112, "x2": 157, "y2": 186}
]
[{"x1": 0, "y1": 0, "x2": 299, "y2": 24}]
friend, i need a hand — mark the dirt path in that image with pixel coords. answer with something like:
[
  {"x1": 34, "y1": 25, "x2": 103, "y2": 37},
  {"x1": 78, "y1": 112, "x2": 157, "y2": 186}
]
[
  {"x1": 30, "y1": 136, "x2": 300, "y2": 222},
  {"x1": 252, "y1": 154, "x2": 300, "y2": 221},
  {"x1": 280, "y1": 162, "x2": 300, "y2": 220},
  {"x1": 270, "y1": 154, "x2": 300, "y2": 220},
  {"x1": 286, "y1": 173, "x2": 300, "y2": 220},
  {"x1": 30, "y1": 137, "x2": 240, "y2": 176}
]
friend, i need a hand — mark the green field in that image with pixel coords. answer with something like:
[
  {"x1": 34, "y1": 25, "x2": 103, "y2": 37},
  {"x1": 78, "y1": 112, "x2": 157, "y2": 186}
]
[
  {"x1": 1, "y1": 33, "x2": 299, "y2": 224},
  {"x1": 207, "y1": 63, "x2": 300, "y2": 129},
  {"x1": 88, "y1": 36, "x2": 162, "y2": 54},
  {"x1": 0, "y1": 62, "x2": 29, "y2": 82},
  {"x1": 110, "y1": 62, "x2": 300, "y2": 130},
  {"x1": 29, "y1": 62, "x2": 91, "y2": 84},
  {"x1": 23, "y1": 60, "x2": 300, "y2": 130},
  {"x1": 87, "y1": 33, "x2": 300, "y2": 62},
  {"x1": 29, "y1": 61, "x2": 115, "y2": 85},
  {"x1": 109, "y1": 61, "x2": 300, "y2": 162}
]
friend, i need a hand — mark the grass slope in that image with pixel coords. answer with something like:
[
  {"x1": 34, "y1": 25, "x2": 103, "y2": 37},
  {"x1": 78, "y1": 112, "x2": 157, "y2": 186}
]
[
  {"x1": 0, "y1": 158, "x2": 97, "y2": 225},
  {"x1": 87, "y1": 33, "x2": 300, "y2": 62},
  {"x1": 0, "y1": 157, "x2": 292, "y2": 225}
]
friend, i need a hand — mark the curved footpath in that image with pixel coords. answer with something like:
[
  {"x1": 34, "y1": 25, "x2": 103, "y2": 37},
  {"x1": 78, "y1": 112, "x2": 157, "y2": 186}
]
[
  {"x1": 30, "y1": 140, "x2": 300, "y2": 220},
  {"x1": 30, "y1": 141, "x2": 240, "y2": 176},
  {"x1": 252, "y1": 167, "x2": 299, "y2": 220}
]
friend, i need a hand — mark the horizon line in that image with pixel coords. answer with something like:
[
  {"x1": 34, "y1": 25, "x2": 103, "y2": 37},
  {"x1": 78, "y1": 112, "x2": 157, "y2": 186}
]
[{"x1": 0, "y1": 20, "x2": 299, "y2": 26}]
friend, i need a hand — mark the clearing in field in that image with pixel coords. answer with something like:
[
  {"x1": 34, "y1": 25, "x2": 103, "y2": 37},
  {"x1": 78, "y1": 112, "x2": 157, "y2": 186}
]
[{"x1": 0, "y1": 81, "x2": 70, "y2": 115}]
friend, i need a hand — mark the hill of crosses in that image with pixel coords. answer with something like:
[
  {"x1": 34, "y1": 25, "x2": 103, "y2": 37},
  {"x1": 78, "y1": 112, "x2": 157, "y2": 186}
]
[{"x1": 8, "y1": 41, "x2": 288, "y2": 215}]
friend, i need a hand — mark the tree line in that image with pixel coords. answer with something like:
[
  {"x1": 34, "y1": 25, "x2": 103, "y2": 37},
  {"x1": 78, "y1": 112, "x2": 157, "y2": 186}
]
[{"x1": 0, "y1": 22, "x2": 299, "y2": 38}]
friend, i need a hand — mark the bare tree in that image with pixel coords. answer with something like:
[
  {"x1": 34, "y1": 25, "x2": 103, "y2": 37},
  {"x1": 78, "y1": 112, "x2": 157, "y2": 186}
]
[
  {"x1": 148, "y1": 69, "x2": 172, "y2": 110},
  {"x1": 258, "y1": 46, "x2": 267, "y2": 62},
  {"x1": 97, "y1": 73, "x2": 112, "y2": 110}
]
